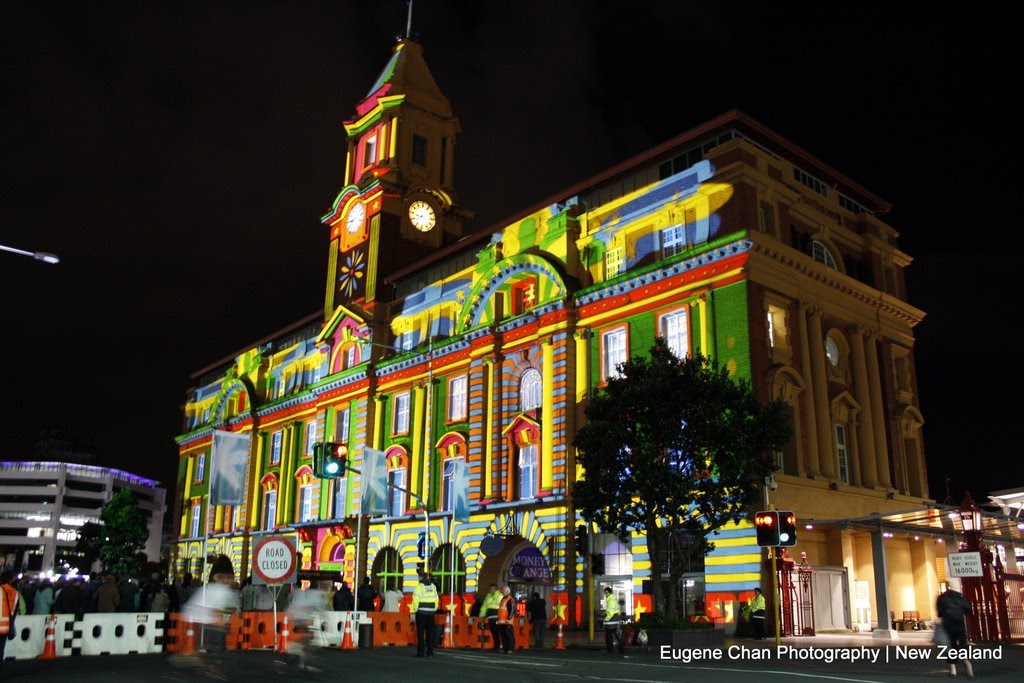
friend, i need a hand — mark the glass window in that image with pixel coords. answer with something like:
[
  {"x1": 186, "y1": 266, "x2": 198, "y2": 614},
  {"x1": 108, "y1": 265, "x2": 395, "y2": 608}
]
[
  {"x1": 662, "y1": 225, "x2": 685, "y2": 258},
  {"x1": 270, "y1": 431, "x2": 283, "y2": 465},
  {"x1": 835, "y1": 423, "x2": 849, "y2": 484},
  {"x1": 263, "y1": 489, "x2": 277, "y2": 530},
  {"x1": 660, "y1": 309, "x2": 689, "y2": 358},
  {"x1": 305, "y1": 421, "x2": 318, "y2": 455},
  {"x1": 602, "y1": 328, "x2": 627, "y2": 380},
  {"x1": 299, "y1": 484, "x2": 314, "y2": 522},
  {"x1": 520, "y1": 368, "x2": 542, "y2": 411},
  {"x1": 825, "y1": 338, "x2": 840, "y2": 368},
  {"x1": 811, "y1": 240, "x2": 838, "y2": 269},
  {"x1": 393, "y1": 392, "x2": 410, "y2": 434},
  {"x1": 333, "y1": 479, "x2": 347, "y2": 519},
  {"x1": 388, "y1": 468, "x2": 406, "y2": 516},
  {"x1": 194, "y1": 453, "x2": 205, "y2": 484},
  {"x1": 412, "y1": 134, "x2": 428, "y2": 166},
  {"x1": 442, "y1": 459, "x2": 460, "y2": 512},
  {"x1": 605, "y1": 247, "x2": 624, "y2": 278},
  {"x1": 336, "y1": 408, "x2": 350, "y2": 443},
  {"x1": 190, "y1": 501, "x2": 202, "y2": 537},
  {"x1": 448, "y1": 376, "x2": 467, "y2": 422},
  {"x1": 364, "y1": 134, "x2": 378, "y2": 167},
  {"x1": 518, "y1": 444, "x2": 537, "y2": 499}
]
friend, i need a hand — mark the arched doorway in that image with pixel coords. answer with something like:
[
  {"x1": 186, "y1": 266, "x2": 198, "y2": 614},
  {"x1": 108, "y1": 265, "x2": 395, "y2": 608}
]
[
  {"x1": 371, "y1": 546, "x2": 403, "y2": 592},
  {"x1": 477, "y1": 535, "x2": 553, "y2": 605}
]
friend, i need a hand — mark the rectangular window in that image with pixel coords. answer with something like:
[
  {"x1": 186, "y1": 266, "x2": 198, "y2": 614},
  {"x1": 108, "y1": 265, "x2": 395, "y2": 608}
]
[
  {"x1": 660, "y1": 309, "x2": 689, "y2": 358},
  {"x1": 364, "y1": 134, "x2": 378, "y2": 167},
  {"x1": 194, "y1": 453, "x2": 206, "y2": 484},
  {"x1": 835, "y1": 423, "x2": 850, "y2": 484},
  {"x1": 412, "y1": 134, "x2": 428, "y2": 166},
  {"x1": 190, "y1": 501, "x2": 202, "y2": 537},
  {"x1": 263, "y1": 489, "x2": 277, "y2": 530},
  {"x1": 511, "y1": 278, "x2": 537, "y2": 315},
  {"x1": 605, "y1": 247, "x2": 624, "y2": 278},
  {"x1": 389, "y1": 468, "x2": 407, "y2": 516},
  {"x1": 333, "y1": 479, "x2": 347, "y2": 519},
  {"x1": 602, "y1": 327, "x2": 627, "y2": 380},
  {"x1": 393, "y1": 392, "x2": 410, "y2": 434},
  {"x1": 336, "y1": 408, "x2": 350, "y2": 443},
  {"x1": 448, "y1": 376, "x2": 468, "y2": 422},
  {"x1": 312, "y1": 362, "x2": 322, "y2": 384},
  {"x1": 299, "y1": 485, "x2": 314, "y2": 522},
  {"x1": 662, "y1": 225, "x2": 685, "y2": 258},
  {"x1": 345, "y1": 345, "x2": 357, "y2": 369},
  {"x1": 270, "y1": 431, "x2": 283, "y2": 465},
  {"x1": 442, "y1": 459, "x2": 457, "y2": 512},
  {"x1": 305, "y1": 421, "x2": 318, "y2": 455},
  {"x1": 518, "y1": 444, "x2": 537, "y2": 500}
]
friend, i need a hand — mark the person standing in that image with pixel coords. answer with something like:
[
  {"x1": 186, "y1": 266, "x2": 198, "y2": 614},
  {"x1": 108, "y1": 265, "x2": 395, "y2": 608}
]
[
  {"x1": 496, "y1": 586, "x2": 515, "y2": 654},
  {"x1": 383, "y1": 583, "x2": 403, "y2": 612},
  {"x1": 33, "y1": 578, "x2": 55, "y2": 615},
  {"x1": 527, "y1": 592, "x2": 547, "y2": 648},
  {"x1": 357, "y1": 576, "x2": 378, "y2": 612},
  {"x1": 410, "y1": 572, "x2": 438, "y2": 657},
  {"x1": 749, "y1": 587, "x2": 766, "y2": 640},
  {"x1": 1, "y1": 571, "x2": 21, "y2": 678},
  {"x1": 481, "y1": 584, "x2": 502, "y2": 652},
  {"x1": 937, "y1": 587, "x2": 973, "y2": 679},
  {"x1": 602, "y1": 587, "x2": 624, "y2": 655},
  {"x1": 332, "y1": 582, "x2": 355, "y2": 611}
]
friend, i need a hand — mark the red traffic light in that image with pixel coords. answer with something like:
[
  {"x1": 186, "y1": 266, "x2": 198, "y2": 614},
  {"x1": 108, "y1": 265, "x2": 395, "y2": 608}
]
[{"x1": 755, "y1": 510, "x2": 780, "y2": 547}]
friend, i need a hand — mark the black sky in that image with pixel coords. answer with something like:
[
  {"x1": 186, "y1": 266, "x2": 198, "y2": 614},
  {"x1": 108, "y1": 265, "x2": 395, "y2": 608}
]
[{"x1": 2, "y1": 2, "x2": 1017, "y2": 506}]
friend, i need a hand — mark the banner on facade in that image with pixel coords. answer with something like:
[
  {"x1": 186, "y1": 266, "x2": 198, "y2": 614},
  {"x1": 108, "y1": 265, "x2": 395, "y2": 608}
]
[
  {"x1": 209, "y1": 430, "x2": 250, "y2": 506},
  {"x1": 452, "y1": 457, "x2": 470, "y2": 523},
  {"x1": 508, "y1": 547, "x2": 551, "y2": 583},
  {"x1": 361, "y1": 447, "x2": 388, "y2": 515}
]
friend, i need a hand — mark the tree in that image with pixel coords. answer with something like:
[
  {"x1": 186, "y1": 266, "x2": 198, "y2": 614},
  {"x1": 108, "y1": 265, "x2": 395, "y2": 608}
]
[
  {"x1": 75, "y1": 487, "x2": 149, "y2": 577},
  {"x1": 572, "y1": 339, "x2": 791, "y2": 617}
]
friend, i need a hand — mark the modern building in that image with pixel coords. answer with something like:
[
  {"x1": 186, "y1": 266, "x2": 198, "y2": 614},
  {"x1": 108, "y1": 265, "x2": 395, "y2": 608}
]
[
  {"x1": 0, "y1": 461, "x2": 166, "y2": 576},
  {"x1": 171, "y1": 35, "x2": 974, "y2": 631}
]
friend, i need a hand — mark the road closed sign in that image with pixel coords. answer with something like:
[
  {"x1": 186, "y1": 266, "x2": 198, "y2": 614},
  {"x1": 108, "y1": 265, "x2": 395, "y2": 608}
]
[{"x1": 252, "y1": 535, "x2": 297, "y2": 585}]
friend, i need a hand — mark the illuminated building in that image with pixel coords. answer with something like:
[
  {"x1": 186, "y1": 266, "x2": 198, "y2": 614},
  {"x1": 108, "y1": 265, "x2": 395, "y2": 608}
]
[
  {"x1": 173, "y1": 36, "x2": 940, "y2": 631},
  {"x1": 0, "y1": 461, "x2": 166, "y2": 576}
]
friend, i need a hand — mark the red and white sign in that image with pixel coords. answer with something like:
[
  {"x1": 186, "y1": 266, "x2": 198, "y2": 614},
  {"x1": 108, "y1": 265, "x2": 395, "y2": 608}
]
[{"x1": 252, "y1": 535, "x2": 297, "y2": 585}]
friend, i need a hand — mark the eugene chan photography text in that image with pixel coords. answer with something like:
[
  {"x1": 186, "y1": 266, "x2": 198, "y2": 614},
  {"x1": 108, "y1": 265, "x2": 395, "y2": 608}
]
[{"x1": 659, "y1": 644, "x2": 1005, "y2": 665}]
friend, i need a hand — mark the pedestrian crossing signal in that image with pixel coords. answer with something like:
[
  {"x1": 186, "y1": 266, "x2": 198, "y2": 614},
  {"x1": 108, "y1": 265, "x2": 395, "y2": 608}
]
[
  {"x1": 778, "y1": 510, "x2": 797, "y2": 547},
  {"x1": 755, "y1": 510, "x2": 780, "y2": 546}
]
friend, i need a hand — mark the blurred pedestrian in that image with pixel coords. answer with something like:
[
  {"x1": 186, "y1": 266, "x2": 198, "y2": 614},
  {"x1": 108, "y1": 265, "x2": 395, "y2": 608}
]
[
  {"x1": 936, "y1": 587, "x2": 973, "y2": 678},
  {"x1": 96, "y1": 573, "x2": 120, "y2": 612},
  {"x1": 332, "y1": 582, "x2": 354, "y2": 611},
  {"x1": 32, "y1": 578, "x2": 55, "y2": 615},
  {"x1": 1, "y1": 570, "x2": 21, "y2": 678},
  {"x1": 357, "y1": 576, "x2": 378, "y2": 612},
  {"x1": 527, "y1": 592, "x2": 547, "y2": 648},
  {"x1": 497, "y1": 586, "x2": 515, "y2": 654}
]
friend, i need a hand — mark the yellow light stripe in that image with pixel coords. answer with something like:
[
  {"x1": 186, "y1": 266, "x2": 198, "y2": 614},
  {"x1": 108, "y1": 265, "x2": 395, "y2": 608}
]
[
  {"x1": 706, "y1": 572, "x2": 761, "y2": 583},
  {"x1": 706, "y1": 554, "x2": 762, "y2": 566}
]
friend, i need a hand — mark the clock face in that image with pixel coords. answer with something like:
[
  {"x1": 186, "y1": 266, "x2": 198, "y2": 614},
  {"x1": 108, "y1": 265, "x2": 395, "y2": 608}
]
[
  {"x1": 408, "y1": 200, "x2": 436, "y2": 232},
  {"x1": 346, "y1": 202, "x2": 366, "y2": 234}
]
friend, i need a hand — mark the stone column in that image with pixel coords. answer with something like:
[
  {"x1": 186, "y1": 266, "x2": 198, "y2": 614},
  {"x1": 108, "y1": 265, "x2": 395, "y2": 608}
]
[
  {"x1": 865, "y1": 335, "x2": 892, "y2": 488},
  {"x1": 850, "y1": 327, "x2": 879, "y2": 488},
  {"x1": 807, "y1": 307, "x2": 835, "y2": 479},
  {"x1": 797, "y1": 304, "x2": 821, "y2": 476}
]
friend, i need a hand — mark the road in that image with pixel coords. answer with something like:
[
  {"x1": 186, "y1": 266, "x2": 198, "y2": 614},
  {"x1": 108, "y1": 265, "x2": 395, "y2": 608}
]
[{"x1": 4, "y1": 638, "x2": 1022, "y2": 682}]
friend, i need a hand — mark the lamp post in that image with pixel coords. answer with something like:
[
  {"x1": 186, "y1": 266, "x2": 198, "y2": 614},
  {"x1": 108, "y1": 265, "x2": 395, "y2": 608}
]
[
  {"x1": 0, "y1": 243, "x2": 60, "y2": 264},
  {"x1": 957, "y1": 492, "x2": 997, "y2": 641}
]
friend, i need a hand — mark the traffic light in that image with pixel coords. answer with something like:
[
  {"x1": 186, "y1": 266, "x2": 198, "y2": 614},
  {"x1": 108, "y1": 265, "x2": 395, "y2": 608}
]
[
  {"x1": 778, "y1": 510, "x2": 797, "y2": 547},
  {"x1": 754, "y1": 510, "x2": 780, "y2": 547},
  {"x1": 591, "y1": 553, "x2": 606, "y2": 575},
  {"x1": 574, "y1": 524, "x2": 588, "y2": 554},
  {"x1": 313, "y1": 442, "x2": 348, "y2": 479}
]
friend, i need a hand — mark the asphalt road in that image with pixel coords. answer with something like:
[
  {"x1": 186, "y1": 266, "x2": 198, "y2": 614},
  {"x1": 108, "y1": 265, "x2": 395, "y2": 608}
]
[{"x1": 4, "y1": 639, "x2": 1023, "y2": 682}]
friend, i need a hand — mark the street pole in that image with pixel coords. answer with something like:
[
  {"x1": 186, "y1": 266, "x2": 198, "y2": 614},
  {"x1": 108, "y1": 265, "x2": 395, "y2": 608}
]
[{"x1": 764, "y1": 476, "x2": 780, "y2": 645}]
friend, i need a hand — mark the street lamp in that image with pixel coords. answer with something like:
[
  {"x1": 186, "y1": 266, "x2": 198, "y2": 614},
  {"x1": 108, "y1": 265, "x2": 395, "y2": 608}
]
[
  {"x1": 958, "y1": 492, "x2": 983, "y2": 549},
  {"x1": 0, "y1": 243, "x2": 60, "y2": 264}
]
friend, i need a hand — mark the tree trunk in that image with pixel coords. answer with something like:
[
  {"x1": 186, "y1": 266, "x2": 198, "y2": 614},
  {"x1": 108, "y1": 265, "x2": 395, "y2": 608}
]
[{"x1": 646, "y1": 521, "x2": 665, "y2": 614}]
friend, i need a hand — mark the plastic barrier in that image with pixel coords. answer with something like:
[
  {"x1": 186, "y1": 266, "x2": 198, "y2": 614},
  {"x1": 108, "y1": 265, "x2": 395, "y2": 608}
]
[
  {"x1": 466, "y1": 616, "x2": 495, "y2": 650},
  {"x1": 78, "y1": 612, "x2": 165, "y2": 656},
  {"x1": 513, "y1": 617, "x2": 530, "y2": 650},
  {"x1": 163, "y1": 613, "x2": 183, "y2": 652},
  {"x1": 239, "y1": 611, "x2": 278, "y2": 649},
  {"x1": 369, "y1": 611, "x2": 407, "y2": 646}
]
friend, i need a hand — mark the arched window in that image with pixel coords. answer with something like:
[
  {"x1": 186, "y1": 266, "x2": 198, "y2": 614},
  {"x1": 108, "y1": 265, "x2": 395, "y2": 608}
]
[
  {"x1": 372, "y1": 546, "x2": 404, "y2": 592},
  {"x1": 429, "y1": 543, "x2": 466, "y2": 595},
  {"x1": 520, "y1": 368, "x2": 542, "y2": 411},
  {"x1": 260, "y1": 473, "x2": 280, "y2": 530},
  {"x1": 294, "y1": 466, "x2": 316, "y2": 522},
  {"x1": 811, "y1": 240, "x2": 838, "y2": 269},
  {"x1": 385, "y1": 447, "x2": 408, "y2": 517},
  {"x1": 518, "y1": 444, "x2": 537, "y2": 499}
]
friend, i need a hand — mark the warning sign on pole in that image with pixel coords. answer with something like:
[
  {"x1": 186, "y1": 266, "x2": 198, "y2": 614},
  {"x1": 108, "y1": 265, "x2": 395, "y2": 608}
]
[
  {"x1": 252, "y1": 535, "x2": 298, "y2": 585},
  {"x1": 947, "y1": 551, "x2": 983, "y2": 577}
]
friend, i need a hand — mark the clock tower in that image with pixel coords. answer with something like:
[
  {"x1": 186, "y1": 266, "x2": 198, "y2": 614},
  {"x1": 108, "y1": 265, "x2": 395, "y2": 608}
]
[{"x1": 322, "y1": 38, "x2": 471, "y2": 316}]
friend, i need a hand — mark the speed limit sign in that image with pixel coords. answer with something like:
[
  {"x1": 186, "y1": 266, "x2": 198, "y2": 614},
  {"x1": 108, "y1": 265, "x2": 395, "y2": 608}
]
[{"x1": 252, "y1": 535, "x2": 297, "y2": 585}]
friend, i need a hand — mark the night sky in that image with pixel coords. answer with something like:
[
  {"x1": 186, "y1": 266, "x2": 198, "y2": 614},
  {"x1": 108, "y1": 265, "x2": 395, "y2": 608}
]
[{"x1": 2, "y1": 3, "x2": 1016, "y2": 507}]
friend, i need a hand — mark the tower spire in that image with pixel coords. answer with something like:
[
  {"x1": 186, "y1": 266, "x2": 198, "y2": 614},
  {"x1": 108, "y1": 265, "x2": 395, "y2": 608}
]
[{"x1": 405, "y1": 0, "x2": 414, "y2": 39}]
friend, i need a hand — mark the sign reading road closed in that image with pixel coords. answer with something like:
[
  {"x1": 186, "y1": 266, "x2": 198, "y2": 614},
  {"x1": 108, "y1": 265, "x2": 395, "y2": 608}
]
[
  {"x1": 252, "y1": 535, "x2": 297, "y2": 585},
  {"x1": 947, "y1": 551, "x2": 983, "y2": 577}
]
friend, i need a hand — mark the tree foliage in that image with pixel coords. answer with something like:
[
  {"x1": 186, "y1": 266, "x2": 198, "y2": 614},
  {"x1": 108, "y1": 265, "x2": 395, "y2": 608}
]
[
  {"x1": 572, "y1": 339, "x2": 792, "y2": 615},
  {"x1": 75, "y1": 487, "x2": 149, "y2": 577}
]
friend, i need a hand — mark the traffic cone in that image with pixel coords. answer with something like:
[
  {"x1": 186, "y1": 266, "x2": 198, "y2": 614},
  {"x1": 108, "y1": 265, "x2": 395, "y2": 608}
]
[
  {"x1": 339, "y1": 614, "x2": 357, "y2": 650},
  {"x1": 37, "y1": 614, "x2": 58, "y2": 660},
  {"x1": 276, "y1": 614, "x2": 290, "y2": 654},
  {"x1": 554, "y1": 622, "x2": 565, "y2": 650},
  {"x1": 181, "y1": 618, "x2": 197, "y2": 655},
  {"x1": 440, "y1": 614, "x2": 454, "y2": 649}
]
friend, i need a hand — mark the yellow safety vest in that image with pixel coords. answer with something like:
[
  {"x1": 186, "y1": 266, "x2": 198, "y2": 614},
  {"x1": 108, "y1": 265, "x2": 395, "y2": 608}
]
[
  {"x1": 604, "y1": 593, "x2": 620, "y2": 624},
  {"x1": 482, "y1": 590, "x2": 502, "y2": 618},
  {"x1": 411, "y1": 583, "x2": 438, "y2": 613}
]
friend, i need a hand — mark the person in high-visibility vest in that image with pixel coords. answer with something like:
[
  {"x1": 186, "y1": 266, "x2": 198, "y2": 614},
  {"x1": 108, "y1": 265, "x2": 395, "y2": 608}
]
[
  {"x1": 749, "y1": 587, "x2": 766, "y2": 640},
  {"x1": 496, "y1": 586, "x2": 515, "y2": 654},
  {"x1": 411, "y1": 572, "x2": 439, "y2": 657},
  {"x1": 481, "y1": 584, "x2": 502, "y2": 652},
  {"x1": 602, "y1": 586, "x2": 624, "y2": 655},
  {"x1": 1, "y1": 570, "x2": 22, "y2": 678}
]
